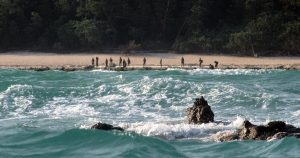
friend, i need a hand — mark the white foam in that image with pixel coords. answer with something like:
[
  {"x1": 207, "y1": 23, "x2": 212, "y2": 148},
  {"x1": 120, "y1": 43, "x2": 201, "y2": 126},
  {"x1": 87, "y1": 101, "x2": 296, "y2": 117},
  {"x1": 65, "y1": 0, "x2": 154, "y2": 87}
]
[
  {"x1": 29, "y1": 97, "x2": 99, "y2": 119},
  {"x1": 91, "y1": 69, "x2": 115, "y2": 72},
  {"x1": 229, "y1": 116, "x2": 246, "y2": 128},
  {"x1": 0, "y1": 85, "x2": 32, "y2": 105},
  {"x1": 12, "y1": 96, "x2": 32, "y2": 113},
  {"x1": 166, "y1": 68, "x2": 276, "y2": 76},
  {"x1": 118, "y1": 116, "x2": 247, "y2": 140},
  {"x1": 0, "y1": 84, "x2": 33, "y2": 116},
  {"x1": 292, "y1": 110, "x2": 300, "y2": 117}
]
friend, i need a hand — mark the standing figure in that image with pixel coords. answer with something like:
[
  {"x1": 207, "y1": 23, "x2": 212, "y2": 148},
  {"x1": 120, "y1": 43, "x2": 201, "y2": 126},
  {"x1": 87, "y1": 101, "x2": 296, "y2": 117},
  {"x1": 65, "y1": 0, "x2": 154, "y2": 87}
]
[
  {"x1": 119, "y1": 57, "x2": 122, "y2": 66},
  {"x1": 109, "y1": 58, "x2": 113, "y2": 67},
  {"x1": 160, "y1": 58, "x2": 162, "y2": 68},
  {"x1": 123, "y1": 60, "x2": 127, "y2": 68},
  {"x1": 127, "y1": 57, "x2": 131, "y2": 66},
  {"x1": 92, "y1": 58, "x2": 95, "y2": 66},
  {"x1": 105, "y1": 58, "x2": 108, "y2": 67},
  {"x1": 214, "y1": 61, "x2": 219, "y2": 68},
  {"x1": 143, "y1": 57, "x2": 146, "y2": 67},
  {"x1": 96, "y1": 57, "x2": 99, "y2": 66},
  {"x1": 199, "y1": 58, "x2": 203, "y2": 67},
  {"x1": 181, "y1": 56, "x2": 184, "y2": 67}
]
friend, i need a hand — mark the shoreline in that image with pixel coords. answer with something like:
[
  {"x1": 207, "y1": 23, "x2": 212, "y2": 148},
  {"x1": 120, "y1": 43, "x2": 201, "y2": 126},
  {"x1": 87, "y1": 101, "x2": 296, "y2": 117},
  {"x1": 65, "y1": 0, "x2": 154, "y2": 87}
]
[
  {"x1": 1, "y1": 64, "x2": 299, "y2": 71},
  {"x1": 0, "y1": 52, "x2": 300, "y2": 71}
]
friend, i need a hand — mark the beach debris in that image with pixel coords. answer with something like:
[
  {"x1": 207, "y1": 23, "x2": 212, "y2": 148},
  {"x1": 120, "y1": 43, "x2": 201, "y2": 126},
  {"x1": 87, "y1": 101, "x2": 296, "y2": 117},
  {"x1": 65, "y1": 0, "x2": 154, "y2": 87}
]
[
  {"x1": 91, "y1": 122, "x2": 124, "y2": 131},
  {"x1": 217, "y1": 120, "x2": 300, "y2": 141},
  {"x1": 187, "y1": 96, "x2": 214, "y2": 124}
]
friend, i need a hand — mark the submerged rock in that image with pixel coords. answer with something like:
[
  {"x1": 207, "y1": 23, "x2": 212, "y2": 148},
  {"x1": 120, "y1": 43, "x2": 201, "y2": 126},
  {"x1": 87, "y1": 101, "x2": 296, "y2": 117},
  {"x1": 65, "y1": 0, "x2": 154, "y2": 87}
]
[
  {"x1": 187, "y1": 96, "x2": 214, "y2": 124},
  {"x1": 91, "y1": 122, "x2": 124, "y2": 131}
]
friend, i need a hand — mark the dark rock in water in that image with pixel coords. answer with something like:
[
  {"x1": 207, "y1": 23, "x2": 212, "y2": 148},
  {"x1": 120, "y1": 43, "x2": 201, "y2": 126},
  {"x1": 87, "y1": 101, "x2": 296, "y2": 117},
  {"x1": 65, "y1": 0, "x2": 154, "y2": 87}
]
[
  {"x1": 84, "y1": 65, "x2": 94, "y2": 70},
  {"x1": 267, "y1": 121, "x2": 286, "y2": 131},
  {"x1": 238, "y1": 120, "x2": 300, "y2": 140},
  {"x1": 91, "y1": 122, "x2": 124, "y2": 131},
  {"x1": 62, "y1": 67, "x2": 76, "y2": 72},
  {"x1": 217, "y1": 120, "x2": 300, "y2": 141},
  {"x1": 30, "y1": 66, "x2": 50, "y2": 71},
  {"x1": 187, "y1": 96, "x2": 214, "y2": 124}
]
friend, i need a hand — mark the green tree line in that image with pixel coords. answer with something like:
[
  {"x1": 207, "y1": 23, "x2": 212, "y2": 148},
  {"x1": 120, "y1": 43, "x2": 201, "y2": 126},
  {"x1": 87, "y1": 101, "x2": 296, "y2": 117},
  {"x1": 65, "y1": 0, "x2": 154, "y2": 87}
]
[{"x1": 0, "y1": 0, "x2": 299, "y2": 56}]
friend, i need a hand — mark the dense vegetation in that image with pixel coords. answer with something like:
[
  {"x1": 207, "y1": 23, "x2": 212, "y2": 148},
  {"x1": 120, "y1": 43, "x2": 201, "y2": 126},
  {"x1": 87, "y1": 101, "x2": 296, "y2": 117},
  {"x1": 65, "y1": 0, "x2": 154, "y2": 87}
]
[{"x1": 0, "y1": 0, "x2": 299, "y2": 55}]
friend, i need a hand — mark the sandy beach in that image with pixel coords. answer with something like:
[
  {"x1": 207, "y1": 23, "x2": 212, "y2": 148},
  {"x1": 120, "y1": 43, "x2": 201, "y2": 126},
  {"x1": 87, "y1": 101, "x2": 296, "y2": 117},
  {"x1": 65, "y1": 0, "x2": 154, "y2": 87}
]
[{"x1": 0, "y1": 52, "x2": 300, "y2": 70}]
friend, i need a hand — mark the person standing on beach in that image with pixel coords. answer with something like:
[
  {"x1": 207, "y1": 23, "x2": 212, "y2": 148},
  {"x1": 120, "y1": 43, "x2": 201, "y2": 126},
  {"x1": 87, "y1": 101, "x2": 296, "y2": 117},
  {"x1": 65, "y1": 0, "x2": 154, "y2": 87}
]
[
  {"x1": 181, "y1": 57, "x2": 184, "y2": 67},
  {"x1": 109, "y1": 58, "x2": 113, "y2": 67},
  {"x1": 119, "y1": 57, "x2": 122, "y2": 66},
  {"x1": 96, "y1": 57, "x2": 99, "y2": 66},
  {"x1": 199, "y1": 58, "x2": 203, "y2": 67},
  {"x1": 127, "y1": 57, "x2": 131, "y2": 66},
  {"x1": 143, "y1": 57, "x2": 146, "y2": 67},
  {"x1": 105, "y1": 58, "x2": 108, "y2": 67},
  {"x1": 160, "y1": 58, "x2": 162, "y2": 68},
  {"x1": 214, "y1": 61, "x2": 219, "y2": 68},
  {"x1": 92, "y1": 58, "x2": 95, "y2": 66},
  {"x1": 123, "y1": 60, "x2": 127, "y2": 68}
]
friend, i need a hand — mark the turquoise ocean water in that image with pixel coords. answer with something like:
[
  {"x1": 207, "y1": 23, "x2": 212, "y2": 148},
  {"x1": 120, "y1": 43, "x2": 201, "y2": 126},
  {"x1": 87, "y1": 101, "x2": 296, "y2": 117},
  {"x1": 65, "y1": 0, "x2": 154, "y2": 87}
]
[{"x1": 0, "y1": 69, "x2": 299, "y2": 158}]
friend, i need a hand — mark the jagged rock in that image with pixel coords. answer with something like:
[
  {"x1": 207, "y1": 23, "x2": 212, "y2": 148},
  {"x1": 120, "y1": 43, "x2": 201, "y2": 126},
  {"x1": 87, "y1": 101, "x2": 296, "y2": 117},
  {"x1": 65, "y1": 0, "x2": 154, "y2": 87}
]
[
  {"x1": 187, "y1": 96, "x2": 214, "y2": 124},
  {"x1": 217, "y1": 120, "x2": 300, "y2": 141},
  {"x1": 238, "y1": 120, "x2": 300, "y2": 140},
  {"x1": 91, "y1": 122, "x2": 124, "y2": 131}
]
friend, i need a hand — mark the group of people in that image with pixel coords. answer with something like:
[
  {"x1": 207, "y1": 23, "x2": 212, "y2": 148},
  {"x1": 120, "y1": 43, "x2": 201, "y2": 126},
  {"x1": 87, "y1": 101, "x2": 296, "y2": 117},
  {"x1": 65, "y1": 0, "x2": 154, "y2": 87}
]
[
  {"x1": 181, "y1": 57, "x2": 218, "y2": 69},
  {"x1": 91, "y1": 56, "x2": 219, "y2": 69},
  {"x1": 91, "y1": 57, "x2": 131, "y2": 68}
]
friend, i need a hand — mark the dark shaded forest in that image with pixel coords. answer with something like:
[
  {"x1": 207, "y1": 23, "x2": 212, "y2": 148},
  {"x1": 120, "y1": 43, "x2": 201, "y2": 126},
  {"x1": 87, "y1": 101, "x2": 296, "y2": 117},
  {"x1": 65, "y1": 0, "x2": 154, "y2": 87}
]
[{"x1": 0, "y1": 0, "x2": 299, "y2": 56}]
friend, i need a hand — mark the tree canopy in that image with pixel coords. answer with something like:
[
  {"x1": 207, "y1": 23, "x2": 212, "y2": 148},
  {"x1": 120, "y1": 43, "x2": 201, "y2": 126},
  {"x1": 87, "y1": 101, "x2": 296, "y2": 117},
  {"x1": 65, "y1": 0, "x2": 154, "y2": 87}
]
[{"x1": 0, "y1": 0, "x2": 299, "y2": 56}]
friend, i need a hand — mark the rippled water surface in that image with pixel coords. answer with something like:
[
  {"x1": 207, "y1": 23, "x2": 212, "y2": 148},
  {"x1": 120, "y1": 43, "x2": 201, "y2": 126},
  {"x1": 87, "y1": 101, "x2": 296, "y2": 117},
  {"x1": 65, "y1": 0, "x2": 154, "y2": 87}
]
[{"x1": 0, "y1": 69, "x2": 299, "y2": 158}]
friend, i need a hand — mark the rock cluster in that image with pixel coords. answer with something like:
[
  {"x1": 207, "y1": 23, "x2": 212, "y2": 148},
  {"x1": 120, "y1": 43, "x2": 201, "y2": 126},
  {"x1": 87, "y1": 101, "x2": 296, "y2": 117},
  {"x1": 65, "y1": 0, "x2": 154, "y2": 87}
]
[
  {"x1": 239, "y1": 120, "x2": 300, "y2": 140},
  {"x1": 187, "y1": 96, "x2": 214, "y2": 124},
  {"x1": 91, "y1": 97, "x2": 300, "y2": 141},
  {"x1": 218, "y1": 120, "x2": 300, "y2": 141}
]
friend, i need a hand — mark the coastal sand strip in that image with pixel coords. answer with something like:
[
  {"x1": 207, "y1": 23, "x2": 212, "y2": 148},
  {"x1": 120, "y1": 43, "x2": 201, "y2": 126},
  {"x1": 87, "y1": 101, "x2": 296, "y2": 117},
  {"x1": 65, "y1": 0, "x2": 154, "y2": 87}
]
[{"x1": 0, "y1": 53, "x2": 300, "y2": 68}]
